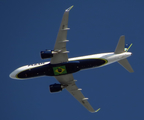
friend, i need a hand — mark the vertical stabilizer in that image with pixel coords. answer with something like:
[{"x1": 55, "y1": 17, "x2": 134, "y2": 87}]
[{"x1": 115, "y1": 35, "x2": 125, "y2": 54}]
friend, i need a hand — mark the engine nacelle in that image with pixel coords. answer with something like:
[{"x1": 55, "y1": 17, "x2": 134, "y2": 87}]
[
  {"x1": 49, "y1": 83, "x2": 62, "y2": 93},
  {"x1": 40, "y1": 50, "x2": 53, "y2": 59}
]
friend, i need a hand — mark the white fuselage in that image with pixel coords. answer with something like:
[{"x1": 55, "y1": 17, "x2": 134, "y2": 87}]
[{"x1": 9, "y1": 52, "x2": 132, "y2": 80}]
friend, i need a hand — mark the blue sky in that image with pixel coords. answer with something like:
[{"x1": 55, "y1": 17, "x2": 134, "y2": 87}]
[{"x1": 1, "y1": 0, "x2": 144, "y2": 120}]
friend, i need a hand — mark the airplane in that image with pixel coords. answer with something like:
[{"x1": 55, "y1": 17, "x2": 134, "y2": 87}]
[{"x1": 9, "y1": 6, "x2": 134, "y2": 113}]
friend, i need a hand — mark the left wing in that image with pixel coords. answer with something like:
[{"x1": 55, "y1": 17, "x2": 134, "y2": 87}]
[
  {"x1": 50, "y1": 6, "x2": 73, "y2": 64},
  {"x1": 55, "y1": 74, "x2": 96, "y2": 113}
]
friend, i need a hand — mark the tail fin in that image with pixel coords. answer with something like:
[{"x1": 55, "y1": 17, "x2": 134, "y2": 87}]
[
  {"x1": 114, "y1": 35, "x2": 125, "y2": 54},
  {"x1": 114, "y1": 35, "x2": 134, "y2": 73},
  {"x1": 118, "y1": 59, "x2": 134, "y2": 73}
]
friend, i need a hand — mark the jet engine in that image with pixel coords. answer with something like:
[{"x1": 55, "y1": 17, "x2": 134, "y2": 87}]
[
  {"x1": 40, "y1": 50, "x2": 53, "y2": 59},
  {"x1": 49, "y1": 83, "x2": 63, "y2": 93}
]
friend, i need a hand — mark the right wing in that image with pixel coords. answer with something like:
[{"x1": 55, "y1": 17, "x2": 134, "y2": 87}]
[{"x1": 55, "y1": 74, "x2": 96, "y2": 113}]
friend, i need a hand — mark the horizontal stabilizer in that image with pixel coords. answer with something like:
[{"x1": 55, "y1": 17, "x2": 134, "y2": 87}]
[
  {"x1": 118, "y1": 58, "x2": 134, "y2": 73},
  {"x1": 115, "y1": 35, "x2": 125, "y2": 54}
]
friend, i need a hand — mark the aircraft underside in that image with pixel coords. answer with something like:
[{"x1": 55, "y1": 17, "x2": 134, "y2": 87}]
[
  {"x1": 9, "y1": 6, "x2": 133, "y2": 113},
  {"x1": 17, "y1": 58, "x2": 108, "y2": 79}
]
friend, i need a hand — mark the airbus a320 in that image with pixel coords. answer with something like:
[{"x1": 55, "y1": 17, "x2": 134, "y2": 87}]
[{"x1": 10, "y1": 6, "x2": 134, "y2": 113}]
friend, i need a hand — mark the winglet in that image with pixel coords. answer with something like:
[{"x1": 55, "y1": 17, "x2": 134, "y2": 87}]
[
  {"x1": 65, "y1": 5, "x2": 74, "y2": 12},
  {"x1": 95, "y1": 108, "x2": 101, "y2": 112}
]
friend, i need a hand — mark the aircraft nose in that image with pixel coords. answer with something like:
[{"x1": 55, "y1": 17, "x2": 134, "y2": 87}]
[
  {"x1": 9, "y1": 71, "x2": 15, "y2": 79},
  {"x1": 9, "y1": 65, "x2": 29, "y2": 80},
  {"x1": 9, "y1": 70, "x2": 18, "y2": 79}
]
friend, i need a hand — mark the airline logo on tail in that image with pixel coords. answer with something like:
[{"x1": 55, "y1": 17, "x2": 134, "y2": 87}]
[{"x1": 124, "y1": 43, "x2": 132, "y2": 52}]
